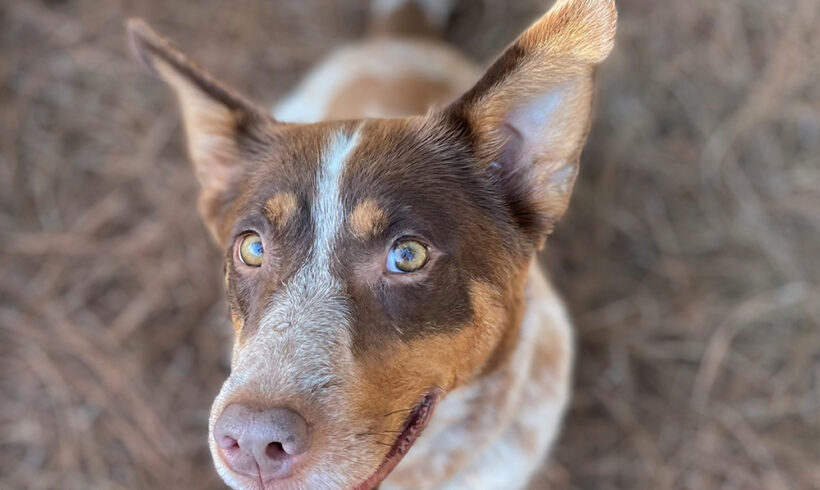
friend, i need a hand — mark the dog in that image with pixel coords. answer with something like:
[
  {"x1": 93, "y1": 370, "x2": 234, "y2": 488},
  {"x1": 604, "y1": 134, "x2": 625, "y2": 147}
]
[{"x1": 128, "y1": 0, "x2": 616, "y2": 488}]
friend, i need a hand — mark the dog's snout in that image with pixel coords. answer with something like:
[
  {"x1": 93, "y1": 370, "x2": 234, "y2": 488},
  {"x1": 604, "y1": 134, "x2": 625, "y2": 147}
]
[{"x1": 214, "y1": 404, "x2": 310, "y2": 481}]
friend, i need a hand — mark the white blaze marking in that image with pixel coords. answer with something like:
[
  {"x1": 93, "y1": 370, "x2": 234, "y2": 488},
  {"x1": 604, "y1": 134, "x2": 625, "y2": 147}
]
[
  {"x1": 253, "y1": 128, "x2": 362, "y2": 348},
  {"x1": 313, "y1": 128, "x2": 361, "y2": 264}
]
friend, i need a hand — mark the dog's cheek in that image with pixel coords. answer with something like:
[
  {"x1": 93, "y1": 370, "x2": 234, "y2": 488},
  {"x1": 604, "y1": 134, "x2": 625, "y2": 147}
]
[
  {"x1": 349, "y1": 279, "x2": 514, "y2": 428},
  {"x1": 224, "y1": 273, "x2": 243, "y2": 333},
  {"x1": 223, "y1": 262, "x2": 264, "y2": 353}
]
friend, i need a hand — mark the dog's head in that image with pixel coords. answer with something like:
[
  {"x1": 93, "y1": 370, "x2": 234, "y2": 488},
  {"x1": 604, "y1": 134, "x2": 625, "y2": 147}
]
[{"x1": 129, "y1": 1, "x2": 615, "y2": 488}]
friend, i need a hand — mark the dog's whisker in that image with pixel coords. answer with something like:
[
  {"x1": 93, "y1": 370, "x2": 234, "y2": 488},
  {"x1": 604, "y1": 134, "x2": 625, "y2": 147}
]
[
  {"x1": 383, "y1": 407, "x2": 414, "y2": 418},
  {"x1": 355, "y1": 429, "x2": 402, "y2": 438},
  {"x1": 353, "y1": 432, "x2": 396, "y2": 446}
]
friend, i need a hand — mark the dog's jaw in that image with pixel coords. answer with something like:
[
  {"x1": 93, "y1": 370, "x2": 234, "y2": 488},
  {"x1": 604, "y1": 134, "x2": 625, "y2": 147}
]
[{"x1": 355, "y1": 391, "x2": 440, "y2": 490}]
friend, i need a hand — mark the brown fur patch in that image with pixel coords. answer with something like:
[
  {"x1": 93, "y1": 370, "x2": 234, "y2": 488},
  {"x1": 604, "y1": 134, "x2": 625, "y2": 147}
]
[
  {"x1": 349, "y1": 199, "x2": 388, "y2": 240},
  {"x1": 327, "y1": 75, "x2": 458, "y2": 120},
  {"x1": 349, "y1": 279, "x2": 512, "y2": 447},
  {"x1": 478, "y1": 263, "x2": 529, "y2": 375},
  {"x1": 263, "y1": 192, "x2": 298, "y2": 230},
  {"x1": 375, "y1": 271, "x2": 541, "y2": 487}
]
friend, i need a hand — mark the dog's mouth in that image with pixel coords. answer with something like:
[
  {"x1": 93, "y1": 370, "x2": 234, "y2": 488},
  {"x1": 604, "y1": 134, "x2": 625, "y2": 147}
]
[{"x1": 354, "y1": 391, "x2": 440, "y2": 490}]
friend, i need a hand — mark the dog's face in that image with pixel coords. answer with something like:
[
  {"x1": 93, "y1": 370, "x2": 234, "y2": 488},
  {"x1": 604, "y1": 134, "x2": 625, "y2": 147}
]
[
  {"x1": 129, "y1": 1, "x2": 615, "y2": 488},
  {"x1": 208, "y1": 117, "x2": 535, "y2": 489}
]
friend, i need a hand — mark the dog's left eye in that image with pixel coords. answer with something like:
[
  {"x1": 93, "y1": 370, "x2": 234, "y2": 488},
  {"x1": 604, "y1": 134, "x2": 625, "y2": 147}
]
[
  {"x1": 387, "y1": 239, "x2": 428, "y2": 273},
  {"x1": 238, "y1": 233, "x2": 264, "y2": 267}
]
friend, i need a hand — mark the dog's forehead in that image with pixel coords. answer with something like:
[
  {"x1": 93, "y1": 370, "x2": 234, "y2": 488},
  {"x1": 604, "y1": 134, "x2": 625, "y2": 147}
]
[{"x1": 241, "y1": 117, "x2": 480, "y2": 238}]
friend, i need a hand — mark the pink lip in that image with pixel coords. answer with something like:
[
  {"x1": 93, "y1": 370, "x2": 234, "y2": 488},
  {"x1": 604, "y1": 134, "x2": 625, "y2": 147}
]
[{"x1": 354, "y1": 391, "x2": 440, "y2": 490}]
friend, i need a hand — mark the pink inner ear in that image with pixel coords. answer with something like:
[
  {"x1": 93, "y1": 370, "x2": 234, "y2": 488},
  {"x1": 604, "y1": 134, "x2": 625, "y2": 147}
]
[
  {"x1": 505, "y1": 85, "x2": 569, "y2": 164},
  {"x1": 500, "y1": 84, "x2": 579, "y2": 193},
  {"x1": 483, "y1": 77, "x2": 590, "y2": 240},
  {"x1": 507, "y1": 90, "x2": 564, "y2": 144}
]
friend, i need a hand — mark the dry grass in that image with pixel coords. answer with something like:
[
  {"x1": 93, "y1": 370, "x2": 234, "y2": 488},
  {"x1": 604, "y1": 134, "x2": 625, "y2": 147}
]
[{"x1": 1, "y1": 0, "x2": 818, "y2": 489}]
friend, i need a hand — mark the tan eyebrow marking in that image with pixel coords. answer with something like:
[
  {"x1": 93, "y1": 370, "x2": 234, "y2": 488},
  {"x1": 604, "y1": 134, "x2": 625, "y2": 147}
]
[
  {"x1": 349, "y1": 199, "x2": 387, "y2": 240},
  {"x1": 264, "y1": 192, "x2": 298, "y2": 229}
]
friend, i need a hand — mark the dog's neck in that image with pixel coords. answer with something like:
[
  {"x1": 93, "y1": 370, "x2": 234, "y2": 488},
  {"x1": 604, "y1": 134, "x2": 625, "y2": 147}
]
[{"x1": 384, "y1": 260, "x2": 573, "y2": 489}]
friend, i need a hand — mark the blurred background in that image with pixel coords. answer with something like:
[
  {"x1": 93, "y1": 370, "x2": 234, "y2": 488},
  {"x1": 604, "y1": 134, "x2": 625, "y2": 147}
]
[{"x1": 1, "y1": 0, "x2": 819, "y2": 488}]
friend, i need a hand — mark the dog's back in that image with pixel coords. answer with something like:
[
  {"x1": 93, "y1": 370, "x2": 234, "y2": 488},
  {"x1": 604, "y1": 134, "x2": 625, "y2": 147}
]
[{"x1": 274, "y1": 0, "x2": 480, "y2": 123}]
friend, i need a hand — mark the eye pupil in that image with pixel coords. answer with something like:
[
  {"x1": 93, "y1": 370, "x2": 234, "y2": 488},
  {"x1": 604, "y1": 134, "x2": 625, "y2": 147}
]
[{"x1": 399, "y1": 247, "x2": 414, "y2": 262}]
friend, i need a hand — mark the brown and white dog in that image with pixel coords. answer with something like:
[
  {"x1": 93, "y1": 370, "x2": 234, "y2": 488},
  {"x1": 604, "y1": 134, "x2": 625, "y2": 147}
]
[{"x1": 128, "y1": 0, "x2": 616, "y2": 488}]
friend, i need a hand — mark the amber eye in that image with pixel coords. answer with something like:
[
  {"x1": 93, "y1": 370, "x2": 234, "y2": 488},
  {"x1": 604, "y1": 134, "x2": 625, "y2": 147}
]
[
  {"x1": 238, "y1": 233, "x2": 264, "y2": 267},
  {"x1": 387, "y1": 239, "x2": 429, "y2": 273}
]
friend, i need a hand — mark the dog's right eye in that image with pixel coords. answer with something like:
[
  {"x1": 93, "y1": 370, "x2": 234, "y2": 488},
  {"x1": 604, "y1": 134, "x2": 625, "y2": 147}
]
[{"x1": 238, "y1": 233, "x2": 264, "y2": 267}]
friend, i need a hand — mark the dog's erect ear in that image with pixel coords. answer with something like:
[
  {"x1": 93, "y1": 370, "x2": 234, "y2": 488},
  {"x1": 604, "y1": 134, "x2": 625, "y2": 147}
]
[
  {"x1": 447, "y1": 0, "x2": 616, "y2": 245},
  {"x1": 127, "y1": 19, "x2": 269, "y2": 242}
]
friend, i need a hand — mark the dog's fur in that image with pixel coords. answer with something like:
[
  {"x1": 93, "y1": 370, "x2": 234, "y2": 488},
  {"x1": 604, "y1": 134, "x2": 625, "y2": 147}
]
[{"x1": 128, "y1": 1, "x2": 616, "y2": 488}]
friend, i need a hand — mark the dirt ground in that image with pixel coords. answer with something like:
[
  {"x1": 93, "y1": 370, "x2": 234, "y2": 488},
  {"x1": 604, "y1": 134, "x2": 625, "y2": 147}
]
[{"x1": 1, "y1": 0, "x2": 818, "y2": 489}]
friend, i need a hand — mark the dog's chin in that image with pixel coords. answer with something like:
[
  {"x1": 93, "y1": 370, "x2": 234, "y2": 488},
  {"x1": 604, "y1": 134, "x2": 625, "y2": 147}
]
[{"x1": 354, "y1": 391, "x2": 439, "y2": 490}]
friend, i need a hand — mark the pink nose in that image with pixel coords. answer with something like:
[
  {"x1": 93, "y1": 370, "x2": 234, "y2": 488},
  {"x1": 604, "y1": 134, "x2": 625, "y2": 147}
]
[{"x1": 213, "y1": 404, "x2": 310, "y2": 481}]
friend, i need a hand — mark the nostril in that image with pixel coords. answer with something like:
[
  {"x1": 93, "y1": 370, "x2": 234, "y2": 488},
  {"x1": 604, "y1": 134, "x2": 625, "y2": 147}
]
[
  {"x1": 219, "y1": 435, "x2": 240, "y2": 451},
  {"x1": 265, "y1": 441, "x2": 287, "y2": 460}
]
